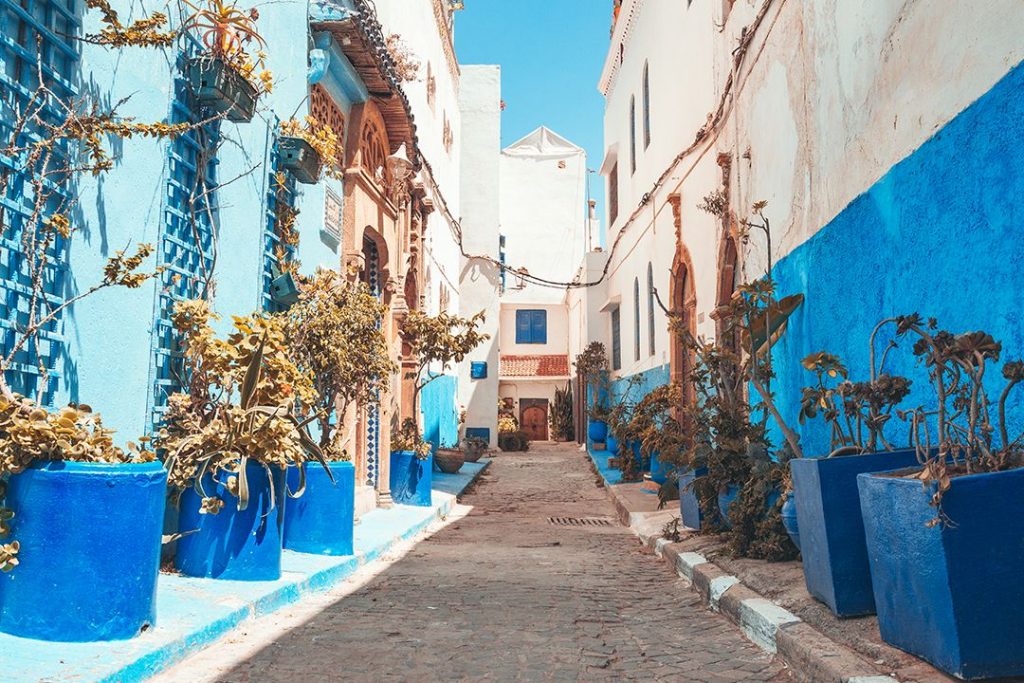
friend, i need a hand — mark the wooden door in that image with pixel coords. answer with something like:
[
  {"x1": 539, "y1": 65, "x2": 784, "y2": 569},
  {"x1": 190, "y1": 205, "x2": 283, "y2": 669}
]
[{"x1": 520, "y1": 400, "x2": 549, "y2": 441}]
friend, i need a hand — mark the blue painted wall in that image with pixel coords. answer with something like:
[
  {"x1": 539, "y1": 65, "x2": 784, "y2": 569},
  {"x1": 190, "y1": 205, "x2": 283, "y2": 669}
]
[
  {"x1": 770, "y1": 59, "x2": 1024, "y2": 457},
  {"x1": 610, "y1": 364, "x2": 671, "y2": 407},
  {"x1": 39, "y1": 3, "x2": 350, "y2": 441},
  {"x1": 421, "y1": 374, "x2": 459, "y2": 449}
]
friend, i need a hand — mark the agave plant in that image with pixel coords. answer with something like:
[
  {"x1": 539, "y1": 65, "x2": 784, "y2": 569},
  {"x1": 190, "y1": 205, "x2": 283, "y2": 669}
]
[{"x1": 180, "y1": 0, "x2": 265, "y2": 58}]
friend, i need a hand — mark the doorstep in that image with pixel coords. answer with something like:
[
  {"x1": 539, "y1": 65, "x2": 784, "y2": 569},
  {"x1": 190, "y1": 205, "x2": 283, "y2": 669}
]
[
  {"x1": 1, "y1": 460, "x2": 491, "y2": 683},
  {"x1": 592, "y1": 463, "x2": 959, "y2": 683}
]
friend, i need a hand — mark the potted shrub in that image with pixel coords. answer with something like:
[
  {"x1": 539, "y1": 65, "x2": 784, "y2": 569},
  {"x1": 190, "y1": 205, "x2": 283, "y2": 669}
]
[
  {"x1": 791, "y1": 347, "x2": 918, "y2": 617},
  {"x1": 156, "y1": 301, "x2": 328, "y2": 581},
  {"x1": 278, "y1": 117, "x2": 342, "y2": 185},
  {"x1": 181, "y1": 0, "x2": 272, "y2": 123},
  {"x1": 575, "y1": 342, "x2": 609, "y2": 443},
  {"x1": 549, "y1": 383, "x2": 575, "y2": 442},
  {"x1": 396, "y1": 310, "x2": 488, "y2": 506},
  {"x1": 857, "y1": 316, "x2": 1024, "y2": 679},
  {"x1": 283, "y1": 272, "x2": 394, "y2": 556},
  {"x1": 0, "y1": 62, "x2": 183, "y2": 642}
]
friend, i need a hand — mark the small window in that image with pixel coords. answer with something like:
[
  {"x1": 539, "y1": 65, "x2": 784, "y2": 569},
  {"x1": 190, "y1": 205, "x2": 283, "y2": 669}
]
[
  {"x1": 647, "y1": 263, "x2": 656, "y2": 356},
  {"x1": 609, "y1": 163, "x2": 619, "y2": 227},
  {"x1": 634, "y1": 278, "x2": 641, "y2": 362},
  {"x1": 611, "y1": 307, "x2": 622, "y2": 371},
  {"x1": 642, "y1": 62, "x2": 651, "y2": 149},
  {"x1": 629, "y1": 96, "x2": 637, "y2": 174},
  {"x1": 515, "y1": 309, "x2": 548, "y2": 344}
]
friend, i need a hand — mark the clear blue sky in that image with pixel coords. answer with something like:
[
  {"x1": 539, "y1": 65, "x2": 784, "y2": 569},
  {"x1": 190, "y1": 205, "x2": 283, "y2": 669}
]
[{"x1": 454, "y1": 0, "x2": 609, "y2": 233}]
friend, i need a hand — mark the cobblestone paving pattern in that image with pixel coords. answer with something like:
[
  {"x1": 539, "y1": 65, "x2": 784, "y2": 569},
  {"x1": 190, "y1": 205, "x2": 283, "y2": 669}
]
[{"x1": 218, "y1": 444, "x2": 788, "y2": 682}]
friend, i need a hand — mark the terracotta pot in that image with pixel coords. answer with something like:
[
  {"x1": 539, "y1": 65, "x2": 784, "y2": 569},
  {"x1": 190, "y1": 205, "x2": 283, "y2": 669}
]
[{"x1": 434, "y1": 449, "x2": 465, "y2": 474}]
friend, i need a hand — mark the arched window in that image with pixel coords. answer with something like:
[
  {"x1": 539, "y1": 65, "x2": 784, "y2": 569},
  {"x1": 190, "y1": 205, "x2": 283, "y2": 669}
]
[
  {"x1": 634, "y1": 277, "x2": 641, "y2": 362},
  {"x1": 629, "y1": 96, "x2": 637, "y2": 174},
  {"x1": 647, "y1": 262, "x2": 656, "y2": 356},
  {"x1": 642, "y1": 62, "x2": 651, "y2": 149}
]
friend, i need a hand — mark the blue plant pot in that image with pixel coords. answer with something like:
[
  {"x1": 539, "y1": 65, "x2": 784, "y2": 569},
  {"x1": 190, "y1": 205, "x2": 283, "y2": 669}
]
[
  {"x1": 649, "y1": 451, "x2": 671, "y2": 485},
  {"x1": 718, "y1": 484, "x2": 741, "y2": 528},
  {"x1": 390, "y1": 451, "x2": 433, "y2": 507},
  {"x1": 0, "y1": 461, "x2": 167, "y2": 641},
  {"x1": 175, "y1": 460, "x2": 286, "y2": 581},
  {"x1": 605, "y1": 434, "x2": 620, "y2": 454},
  {"x1": 587, "y1": 420, "x2": 608, "y2": 443},
  {"x1": 792, "y1": 450, "x2": 920, "y2": 617},
  {"x1": 633, "y1": 441, "x2": 649, "y2": 471},
  {"x1": 858, "y1": 467, "x2": 1024, "y2": 680},
  {"x1": 284, "y1": 461, "x2": 354, "y2": 556},
  {"x1": 678, "y1": 467, "x2": 705, "y2": 530},
  {"x1": 780, "y1": 493, "x2": 800, "y2": 551}
]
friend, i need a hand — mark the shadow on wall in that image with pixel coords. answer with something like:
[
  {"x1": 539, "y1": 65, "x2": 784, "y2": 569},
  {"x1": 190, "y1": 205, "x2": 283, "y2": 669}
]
[{"x1": 769, "y1": 59, "x2": 1024, "y2": 458}]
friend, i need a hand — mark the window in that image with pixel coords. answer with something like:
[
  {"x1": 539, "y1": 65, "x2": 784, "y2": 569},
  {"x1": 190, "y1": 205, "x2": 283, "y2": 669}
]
[
  {"x1": 647, "y1": 263, "x2": 656, "y2": 356},
  {"x1": 633, "y1": 278, "x2": 641, "y2": 362},
  {"x1": 608, "y1": 163, "x2": 619, "y2": 226},
  {"x1": 629, "y1": 96, "x2": 637, "y2": 174},
  {"x1": 642, "y1": 62, "x2": 651, "y2": 149},
  {"x1": 515, "y1": 309, "x2": 548, "y2": 344},
  {"x1": 611, "y1": 307, "x2": 622, "y2": 371}
]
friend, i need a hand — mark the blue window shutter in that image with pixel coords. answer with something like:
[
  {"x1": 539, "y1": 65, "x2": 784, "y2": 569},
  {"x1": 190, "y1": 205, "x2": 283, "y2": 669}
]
[
  {"x1": 531, "y1": 310, "x2": 547, "y2": 344},
  {"x1": 515, "y1": 310, "x2": 532, "y2": 343}
]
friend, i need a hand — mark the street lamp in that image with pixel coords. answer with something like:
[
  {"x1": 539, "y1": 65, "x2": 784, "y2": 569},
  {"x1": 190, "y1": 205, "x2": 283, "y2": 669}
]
[{"x1": 386, "y1": 143, "x2": 415, "y2": 203}]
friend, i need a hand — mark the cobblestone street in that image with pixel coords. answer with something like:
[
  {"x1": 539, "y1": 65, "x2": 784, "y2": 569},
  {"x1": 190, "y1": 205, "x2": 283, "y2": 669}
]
[{"x1": 172, "y1": 444, "x2": 786, "y2": 682}]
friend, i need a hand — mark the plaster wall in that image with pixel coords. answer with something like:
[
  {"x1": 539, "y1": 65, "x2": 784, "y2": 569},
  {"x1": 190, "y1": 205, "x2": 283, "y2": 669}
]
[
  {"x1": 456, "y1": 65, "x2": 501, "y2": 448},
  {"x1": 499, "y1": 129, "x2": 587, "y2": 306}
]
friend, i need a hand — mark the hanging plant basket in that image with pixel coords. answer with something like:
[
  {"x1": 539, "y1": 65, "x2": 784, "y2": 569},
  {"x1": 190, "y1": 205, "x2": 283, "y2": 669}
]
[
  {"x1": 279, "y1": 135, "x2": 323, "y2": 184},
  {"x1": 270, "y1": 270, "x2": 300, "y2": 307},
  {"x1": 185, "y1": 56, "x2": 258, "y2": 123}
]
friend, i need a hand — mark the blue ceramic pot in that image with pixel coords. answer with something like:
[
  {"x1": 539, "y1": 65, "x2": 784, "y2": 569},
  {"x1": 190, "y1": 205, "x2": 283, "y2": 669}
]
[
  {"x1": 587, "y1": 420, "x2": 608, "y2": 443},
  {"x1": 858, "y1": 467, "x2": 1024, "y2": 680},
  {"x1": 717, "y1": 484, "x2": 741, "y2": 528},
  {"x1": 175, "y1": 460, "x2": 286, "y2": 581},
  {"x1": 780, "y1": 493, "x2": 800, "y2": 551},
  {"x1": 284, "y1": 461, "x2": 355, "y2": 556},
  {"x1": 649, "y1": 451, "x2": 671, "y2": 485},
  {"x1": 0, "y1": 461, "x2": 167, "y2": 641},
  {"x1": 390, "y1": 450, "x2": 433, "y2": 507},
  {"x1": 792, "y1": 450, "x2": 920, "y2": 617},
  {"x1": 677, "y1": 468, "x2": 705, "y2": 530},
  {"x1": 605, "y1": 434, "x2": 620, "y2": 454}
]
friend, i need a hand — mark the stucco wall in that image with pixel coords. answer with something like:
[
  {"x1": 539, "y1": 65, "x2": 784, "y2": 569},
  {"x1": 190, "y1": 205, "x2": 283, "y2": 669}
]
[{"x1": 499, "y1": 303, "x2": 569, "y2": 357}]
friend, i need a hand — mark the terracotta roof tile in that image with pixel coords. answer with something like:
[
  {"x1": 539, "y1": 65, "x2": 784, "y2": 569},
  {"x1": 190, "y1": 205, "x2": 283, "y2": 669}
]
[{"x1": 500, "y1": 354, "x2": 570, "y2": 378}]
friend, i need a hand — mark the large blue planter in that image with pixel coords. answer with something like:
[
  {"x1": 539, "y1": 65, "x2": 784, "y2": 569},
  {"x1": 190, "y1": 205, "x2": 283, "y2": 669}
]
[
  {"x1": 390, "y1": 450, "x2": 433, "y2": 507},
  {"x1": 587, "y1": 420, "x2": 608, "y2": 443},
  {"x1": 175, "y1": 460, "x2": 286, "y2": 581},
  {"x1": 649, "y1": 451, "x2": 671, "y2": 485},
  {"x1": 858, "y1": 467, "x2": 1024, "y2": 680},
  {"x1": 0, "y1": 461, "x2": 167, "y2": 641},
  {"x1": 284, "y1": 461, "x2": 354, "y2": 556},
  {"x1": 678, "y1": 468, "x2": 705, "y2": 530},
  {"x1": 791, "y1": 450, "x2": 920, "y2": 617},
  {"x1": 718, "y1": 484, "x2": 741, "y2": 528},
  {"x1": 605, "y1": 434, "x2": 620, "y2": 454}
]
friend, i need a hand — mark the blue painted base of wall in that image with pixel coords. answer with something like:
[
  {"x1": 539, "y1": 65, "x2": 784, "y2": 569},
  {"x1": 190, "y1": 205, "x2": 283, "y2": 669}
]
[
  {"x1": 792, "y1": 451, "x2": 920, "y2": 617},
  {"x1": 0, "y1": 461, "x2": 490, "y2": 682},
  {"x1": 0, "y1": 461, "x2": 166, "y2": 642},
  {"x1": 175, "y1": 462, "x2": 285, "y2": 581},
  {"x1": 283, "y1": 461, "x2": 355, "y2": 556},
  {"x1": 858, "y1": 467, "x2": 1024, "y2": 679},
  {"x1": 587, "y1": 441, "x2": 623, "y2": 486}
]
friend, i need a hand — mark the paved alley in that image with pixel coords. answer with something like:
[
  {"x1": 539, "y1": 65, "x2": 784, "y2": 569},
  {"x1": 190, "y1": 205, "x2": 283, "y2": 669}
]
[{"x1": 165, "y1": 444, "x2": 786, "y2": 682}]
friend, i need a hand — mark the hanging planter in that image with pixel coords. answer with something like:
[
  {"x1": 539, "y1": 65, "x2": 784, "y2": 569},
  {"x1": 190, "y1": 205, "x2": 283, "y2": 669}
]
[
  {"x1": 284, "y1": 461, "x2": 355, "y2": 556},
  {"x1": 270, "y1": 270, "x2": 300, "y2": 307},
  {"x1": 279, "y1": 135, "x2": 323, "y2": 184},
  {"x1": 0, "y1": 461, "x2": 166, "y2": 642},
  {"x1": 185, "y1": 56, "x2": 258, "y2": 123}
]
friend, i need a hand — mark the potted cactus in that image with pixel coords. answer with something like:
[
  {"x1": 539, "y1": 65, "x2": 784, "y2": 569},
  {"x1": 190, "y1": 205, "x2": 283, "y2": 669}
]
[{"x1": 282, "y1": 272, "x2": 394, "y2": 556}]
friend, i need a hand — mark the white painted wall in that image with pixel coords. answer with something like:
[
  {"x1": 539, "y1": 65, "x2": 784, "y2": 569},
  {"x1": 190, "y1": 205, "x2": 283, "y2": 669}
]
[
  {"x1": 498, "y1": 303, "x2": 569, "y2": 358},
  {"x1": 457, "y1": 65, "x2": 502, "y2": 448}
]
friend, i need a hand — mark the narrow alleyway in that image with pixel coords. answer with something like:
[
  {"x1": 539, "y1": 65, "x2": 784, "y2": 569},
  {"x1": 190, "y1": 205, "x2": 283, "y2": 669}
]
[{"x1": 165, "y1": 444, "x2": 786, "y2": 682}]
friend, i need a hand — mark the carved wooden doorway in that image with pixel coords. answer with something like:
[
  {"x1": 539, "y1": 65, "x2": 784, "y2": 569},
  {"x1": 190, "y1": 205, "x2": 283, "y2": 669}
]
[{"x1": 520, "y1": 399, "x2": 549, "y2": 441}]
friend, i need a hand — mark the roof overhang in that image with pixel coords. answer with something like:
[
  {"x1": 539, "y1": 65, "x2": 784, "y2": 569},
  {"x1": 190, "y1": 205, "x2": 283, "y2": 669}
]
[
  {"x1": 599, "y1": 295, "x2": 622, "y2": 313},
  {"x1": 598, "y1": 144, "x2": 619, "y2": 175}
]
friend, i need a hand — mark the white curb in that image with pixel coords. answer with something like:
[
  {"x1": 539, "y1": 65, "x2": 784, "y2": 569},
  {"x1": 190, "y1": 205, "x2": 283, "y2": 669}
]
[{"x1": 737, "y1": 598, "x2": 801, "y2": 653}]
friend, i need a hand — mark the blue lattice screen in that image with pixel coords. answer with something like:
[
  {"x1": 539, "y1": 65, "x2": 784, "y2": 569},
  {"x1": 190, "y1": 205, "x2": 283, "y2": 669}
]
[
  {"x1": 148, "y1": 51, "x2": 221, "y2": 429},
  {"x1": 260, "y1": 130, "x2": 298, "y2": 313},
  {"x1": 0, "y1": 0, "x2": 79, "y2": 405}
]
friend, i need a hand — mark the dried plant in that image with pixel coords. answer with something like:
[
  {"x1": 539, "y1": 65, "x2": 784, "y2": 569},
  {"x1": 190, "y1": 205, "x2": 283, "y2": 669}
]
[
  {"x1": 85, "y1": 0, "x2": 176, "y2": 47},
  {"x1": 280, "y1": 116, "x2": 344, "y2": 180},
  {"x1": 385, "y1": 34, "x2": 421, "y2": 82},
  {"x1": 180, "y1": 0, "x2": 273, "y2": 92}
]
